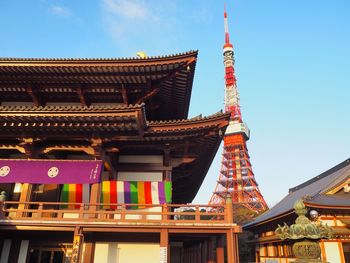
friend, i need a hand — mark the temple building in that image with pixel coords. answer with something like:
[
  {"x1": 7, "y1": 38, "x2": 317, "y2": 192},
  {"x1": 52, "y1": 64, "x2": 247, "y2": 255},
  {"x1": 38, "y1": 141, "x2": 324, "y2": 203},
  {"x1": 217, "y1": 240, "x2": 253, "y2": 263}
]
[
  {"x1": 244, "y1": 158, "x2": 350, "y2": 263},
  {"x1": 0, "y1": 51, "x2": 241, "y2": 262}
]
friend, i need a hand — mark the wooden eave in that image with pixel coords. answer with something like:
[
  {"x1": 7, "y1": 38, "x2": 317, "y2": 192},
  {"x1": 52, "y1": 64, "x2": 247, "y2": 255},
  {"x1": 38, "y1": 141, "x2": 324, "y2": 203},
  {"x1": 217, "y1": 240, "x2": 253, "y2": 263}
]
[
  {"x1": 0, "y1": 104, "x2": 147, "y2": 138},
  {"x1": 145, "y1": 112, "x2": 229, "y2": 140},
  {"x1": 0, "y1": 51, "x2": 197, "y2": 121},
  {"x1": 159, "y1": 112, "x2": 230, "y2": 203},
  {"x1": 0, "y1": 109, "x2": 230, "y2": 203}
]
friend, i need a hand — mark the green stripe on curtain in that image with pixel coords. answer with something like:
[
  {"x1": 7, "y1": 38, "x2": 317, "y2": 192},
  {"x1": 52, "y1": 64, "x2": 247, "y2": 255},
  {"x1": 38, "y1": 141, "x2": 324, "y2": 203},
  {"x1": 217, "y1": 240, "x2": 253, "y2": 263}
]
[
  {"x1": 130, "y1": 181, "x2": 138, "y2": 209},
  {"x1": 60, "y1": 184, "x2": 69, "y2": 209},
  {"x1": 165, "y1": 181, "x2": 172, "y2": 203}
]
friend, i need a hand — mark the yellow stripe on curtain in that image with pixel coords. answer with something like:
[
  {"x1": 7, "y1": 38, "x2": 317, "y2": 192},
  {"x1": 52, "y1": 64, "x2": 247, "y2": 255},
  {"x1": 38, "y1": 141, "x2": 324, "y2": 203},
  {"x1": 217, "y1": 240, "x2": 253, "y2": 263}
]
[{"x1": 137, "y1": 181, "x2": 145, "y2": 208}]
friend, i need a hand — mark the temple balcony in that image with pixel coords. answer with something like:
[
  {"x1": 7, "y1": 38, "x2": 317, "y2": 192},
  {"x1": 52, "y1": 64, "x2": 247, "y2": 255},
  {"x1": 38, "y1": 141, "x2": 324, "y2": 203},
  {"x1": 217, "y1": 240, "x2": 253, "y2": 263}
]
[{"x1": 0, "y1": 201, "x2": 240, "y2": 231}]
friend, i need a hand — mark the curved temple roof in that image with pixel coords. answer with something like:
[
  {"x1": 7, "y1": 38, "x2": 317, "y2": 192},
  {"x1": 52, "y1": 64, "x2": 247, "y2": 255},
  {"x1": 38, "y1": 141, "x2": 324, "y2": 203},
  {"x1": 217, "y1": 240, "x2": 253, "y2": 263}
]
[
  {"x1": 0, "y1": 51, "x2": 198, "y2": 121},
  {"x1": 245, "y1": 158, "x2": 350, "y2": 229}
]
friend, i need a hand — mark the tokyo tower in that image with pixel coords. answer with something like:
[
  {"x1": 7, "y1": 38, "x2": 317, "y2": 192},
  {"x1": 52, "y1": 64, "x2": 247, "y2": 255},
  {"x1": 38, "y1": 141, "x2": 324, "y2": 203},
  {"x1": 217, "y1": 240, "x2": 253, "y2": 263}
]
[{"x1": 209, "y1": 7, "x2": 268, "y2": 212}]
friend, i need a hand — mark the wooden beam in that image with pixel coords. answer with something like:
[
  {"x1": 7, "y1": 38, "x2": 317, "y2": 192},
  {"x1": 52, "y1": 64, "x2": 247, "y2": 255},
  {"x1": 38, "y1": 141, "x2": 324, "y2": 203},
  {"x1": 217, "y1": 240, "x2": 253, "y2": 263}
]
[
  {"x1": 83, "y1": 227, "x2": 161, "y2": 233},
  {"x1": 164, "y1": 147, "x2": 172, "y2": 181},
  {"x1": 77, "y1": 86, "x2": 88, "y2": 106},
  {"x1": 0, "y1": 225, "x2": 74, "y2": 231},
  {"x1": 117, "y1": 163, "x2": 172, "y2": 172},
  {"x1": 43, "y1": 145, "x2": 95, "y2": 156},
  {"x1": 91, "y1": 138, "x2": 105, "y2": 160},
  {"x1": 120, "y1": 84, "x2": 128, "y2": 105},
  {"x1": 169, "y1": 229, "x2": 228, "y2": 234},
  {"x1": 163, "y1": 147, "x2": 171, "y2": 167},
  {"x1": 136, "y1": 88, "x2": 160, "y2": 105},
  {"x1": 26, "y1": 84, "x2": 42, "y2": 106}
]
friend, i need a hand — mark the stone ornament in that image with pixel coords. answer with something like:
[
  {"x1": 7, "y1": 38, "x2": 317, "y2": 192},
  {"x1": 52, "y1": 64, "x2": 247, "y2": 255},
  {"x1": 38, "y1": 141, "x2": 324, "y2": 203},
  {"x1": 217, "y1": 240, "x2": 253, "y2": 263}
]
[{"x1": 275, "y1": 199, "x2": 333, "y2": 263}]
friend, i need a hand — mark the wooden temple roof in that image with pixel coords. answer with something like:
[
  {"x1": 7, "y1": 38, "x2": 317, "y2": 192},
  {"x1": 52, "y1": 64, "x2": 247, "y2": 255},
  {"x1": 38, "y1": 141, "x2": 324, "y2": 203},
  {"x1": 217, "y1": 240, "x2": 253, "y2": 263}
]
[
  {"x1": 0, "y1": 104, "x2": 146, "y2": 138},
  {"x1": 0, "y1": 104, "x2": 230, "y2": 203},
  {"x1": 244, "y1": 158, "x2": 350, "y2": 229},
  {"x1": 0, "y1": 51, "x2": 197, "y2": 121}
]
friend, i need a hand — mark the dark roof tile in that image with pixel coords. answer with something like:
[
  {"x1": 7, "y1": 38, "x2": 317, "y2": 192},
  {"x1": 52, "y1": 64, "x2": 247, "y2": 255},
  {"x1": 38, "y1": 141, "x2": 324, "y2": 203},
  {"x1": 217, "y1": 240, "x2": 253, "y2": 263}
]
[{"x1": 245, "y1": 158, "x2": 350, "y2": 228}]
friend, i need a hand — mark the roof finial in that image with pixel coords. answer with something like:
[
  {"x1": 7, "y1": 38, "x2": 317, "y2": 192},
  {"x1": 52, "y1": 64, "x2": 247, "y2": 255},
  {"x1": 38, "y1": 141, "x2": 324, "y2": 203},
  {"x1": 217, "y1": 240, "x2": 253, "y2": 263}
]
[{"x1": 136, "y1": 51, "x2": 147, "y2": 59}]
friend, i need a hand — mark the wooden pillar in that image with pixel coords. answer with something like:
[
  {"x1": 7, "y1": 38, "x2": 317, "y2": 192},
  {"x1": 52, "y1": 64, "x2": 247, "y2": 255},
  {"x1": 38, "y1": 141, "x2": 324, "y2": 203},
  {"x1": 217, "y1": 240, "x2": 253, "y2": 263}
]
[
  {"x1": 233, "y1": 234, "x2": 239, "y2": 263},
  {"x1": 225, "y1": 197, "x2": 233, "y2": 224},
  {"x1": 226, "y1": 229, "x2": 239, "y2": 263},
  {"x1": 197, "y1": 242, "x2": 202, "y2": 263},
  {"x1": 202, "y1": 240, "x2": 208, "y2": 263},
  {"x1": 71, "y1": 227, "x2": 84, "y2": 263},
  {"x1": 17, "y1": 183, "x2": 32, "y2": 217},
  {"x1": 160, "y1": 229, "x2": 169, "y2": 263},
  {"x1": 89, "y1": 183, "x2": 100, "y2": 218},
  {"x1": 82, "y1": 241, "x2": 95, "y2": 263},
  {"x1": 191, "y1": 246, "x2": 195, "y2": 263},
  {"x1": 216, "y1": 235, "x2": 225, "y2": 263},
  {"x1": 207, "y1": 237, "x2": 216, "y2": 263},
  {"x1": 184, "y1": 246, "x2": 188, "y2": 263},
  {"x1": 194, "y1": 244, "x2": 198, "y2": 263}
]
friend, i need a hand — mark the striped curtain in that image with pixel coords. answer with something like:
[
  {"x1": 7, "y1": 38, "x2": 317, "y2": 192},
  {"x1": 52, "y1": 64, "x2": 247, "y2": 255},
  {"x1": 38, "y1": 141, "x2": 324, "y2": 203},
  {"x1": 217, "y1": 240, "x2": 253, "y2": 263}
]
[
  {"x1": 101, "y1": 181, "x2": 172, "y2": 209},
  {"x1": 60, "y1": 184, "x2": 90, "y2": 209}
]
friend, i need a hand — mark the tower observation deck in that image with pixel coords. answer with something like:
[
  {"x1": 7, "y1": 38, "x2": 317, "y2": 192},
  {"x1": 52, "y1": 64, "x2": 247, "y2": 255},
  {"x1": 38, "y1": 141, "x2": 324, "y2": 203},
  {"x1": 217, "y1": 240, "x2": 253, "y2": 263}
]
[{"x1": 209, "y1": 7, "x2": 268, "y2": 213}]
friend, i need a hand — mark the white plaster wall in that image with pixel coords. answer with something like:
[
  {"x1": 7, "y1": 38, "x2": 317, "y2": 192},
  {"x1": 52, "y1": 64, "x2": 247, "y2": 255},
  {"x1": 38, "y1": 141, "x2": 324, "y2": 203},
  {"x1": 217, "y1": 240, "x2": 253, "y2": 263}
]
[
  {"x1": 324, "y1": 242, "x2": 342, "y2": 263},
  {"x1": 93, "y1": 242, "x2": 160, "y2": 263},
  {"x1": 93, "y1": 242, "x2": 118, "y2": 262},
  {"x1": 117, "y1": 243, "x2": 160, "y2": 263}
]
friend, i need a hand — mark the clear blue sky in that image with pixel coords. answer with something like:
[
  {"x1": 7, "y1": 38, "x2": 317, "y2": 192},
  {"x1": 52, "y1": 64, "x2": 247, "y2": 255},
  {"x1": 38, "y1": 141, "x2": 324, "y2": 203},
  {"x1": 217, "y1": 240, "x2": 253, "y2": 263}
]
[{"x1": 1, "y1": 0, "x2": 349, "y2": 206}]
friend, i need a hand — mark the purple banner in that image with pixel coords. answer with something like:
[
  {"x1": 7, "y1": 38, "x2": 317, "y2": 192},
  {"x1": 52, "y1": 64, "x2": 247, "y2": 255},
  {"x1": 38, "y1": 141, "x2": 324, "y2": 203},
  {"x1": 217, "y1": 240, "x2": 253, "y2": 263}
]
[{"x1": 0, "y1": 159, "x2": 102, "y2": 184}]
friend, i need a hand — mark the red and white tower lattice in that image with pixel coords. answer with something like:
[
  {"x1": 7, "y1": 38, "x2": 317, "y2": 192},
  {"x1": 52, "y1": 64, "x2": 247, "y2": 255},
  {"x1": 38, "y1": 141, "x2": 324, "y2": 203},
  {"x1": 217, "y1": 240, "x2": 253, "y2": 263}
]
[{"x1": 209, "y1": 7, "x2": 268, "y2": 212}]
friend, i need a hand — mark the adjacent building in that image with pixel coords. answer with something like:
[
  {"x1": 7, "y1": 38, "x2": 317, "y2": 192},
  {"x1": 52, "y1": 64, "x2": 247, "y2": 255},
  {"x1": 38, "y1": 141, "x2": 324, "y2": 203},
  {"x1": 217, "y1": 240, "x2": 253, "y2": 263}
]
[{"x1": 244, "y1": 158, "x2": 350, "y2": 263}]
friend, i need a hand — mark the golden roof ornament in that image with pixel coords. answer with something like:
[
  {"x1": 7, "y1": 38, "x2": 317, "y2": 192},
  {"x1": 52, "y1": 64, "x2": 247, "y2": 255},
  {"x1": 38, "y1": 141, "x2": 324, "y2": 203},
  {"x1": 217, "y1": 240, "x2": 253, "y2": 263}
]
[{"x1": 136, "y1": 51, "x2": 147, "y2": 59}]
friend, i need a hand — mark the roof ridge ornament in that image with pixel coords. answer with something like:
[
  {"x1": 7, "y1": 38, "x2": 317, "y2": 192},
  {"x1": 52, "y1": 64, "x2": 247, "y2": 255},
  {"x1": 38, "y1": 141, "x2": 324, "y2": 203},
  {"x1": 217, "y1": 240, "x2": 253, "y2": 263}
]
[{"x1": 136, "y1": 51, "x2": 147, "y2": 59}]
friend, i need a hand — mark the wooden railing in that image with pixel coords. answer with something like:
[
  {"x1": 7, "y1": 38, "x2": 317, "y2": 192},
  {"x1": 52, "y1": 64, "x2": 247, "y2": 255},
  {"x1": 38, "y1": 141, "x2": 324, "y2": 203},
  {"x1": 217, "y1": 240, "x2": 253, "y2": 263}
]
[{"x1": 0, "y1": 201, "x2": 234, "y2": 225}]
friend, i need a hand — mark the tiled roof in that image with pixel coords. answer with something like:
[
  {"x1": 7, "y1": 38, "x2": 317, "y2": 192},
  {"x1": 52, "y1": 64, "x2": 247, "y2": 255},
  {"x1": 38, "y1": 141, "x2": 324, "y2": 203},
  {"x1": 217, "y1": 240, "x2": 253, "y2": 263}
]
[
  {"x1": 0, "y1": 51, "x2": 198, "y2": 121},
  {"x1": 244, "y1": 158, "x2": 350, "y2": 229},
  {"x1": 0, "y1": 50, "x2": 197, "y2": 62}
]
